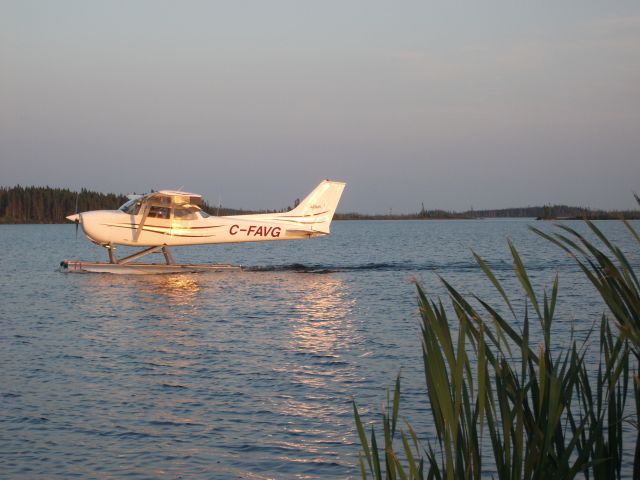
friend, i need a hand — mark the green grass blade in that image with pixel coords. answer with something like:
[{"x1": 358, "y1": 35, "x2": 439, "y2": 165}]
[
  {"x1": 508, "y1": 239, "x2": 542, "y2": 320},
  {"x1": 354, "y1": 401, "x2": 373, "y2": 474},
  {"x1": 472, "y1": 250, "x2": 515, "y2": 317},
  {"x1": 371, "y1": 427, "x2": 382, "y2": 480},
  {"x1": 623, "y1": 219, "x2": 640, "y2": 245},
  {"x1": 392, "y1": 373, "x2": 401, "y2": 439}
]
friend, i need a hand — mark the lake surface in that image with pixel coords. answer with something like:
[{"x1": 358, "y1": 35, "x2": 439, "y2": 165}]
[{"x1": 1, "y1": 220, "x2": 638, "y2": 478}]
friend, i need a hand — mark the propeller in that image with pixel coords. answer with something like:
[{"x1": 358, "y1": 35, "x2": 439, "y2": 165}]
[{"x1": 74, "y1": 192, "x2": 80, "y2": 239}]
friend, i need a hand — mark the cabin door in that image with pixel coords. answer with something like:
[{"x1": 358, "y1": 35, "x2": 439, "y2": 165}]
[{"x1": 146, "y1": 206, "x2": 172, "y2": 238}]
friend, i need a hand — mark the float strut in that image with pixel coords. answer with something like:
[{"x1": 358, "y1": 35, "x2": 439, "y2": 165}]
[
  {"x1": 115, "y1": 245, "x2": 164, "y2": 265},
  {"x1": 103, "y1": 244, "x2": 177, "y2": 265},
  {"x1": 162, "y1": 246, "x2": 176, "y2": 265},
  {"x1": 108, "y1": 243, "x2": 117, "y2": 264}
]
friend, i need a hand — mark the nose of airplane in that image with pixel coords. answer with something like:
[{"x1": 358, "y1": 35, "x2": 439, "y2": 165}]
[{"x1": 66, "y1": 213, "x2": 80, "y2": 223}]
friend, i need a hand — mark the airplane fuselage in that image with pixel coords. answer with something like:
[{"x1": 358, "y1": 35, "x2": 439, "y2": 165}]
[
  {"x1": 67, "y1": 179, "x2": 346, "y2": 264},
  {"x1": 78, "y1": 209, "x2": 325, "y2": 247}
]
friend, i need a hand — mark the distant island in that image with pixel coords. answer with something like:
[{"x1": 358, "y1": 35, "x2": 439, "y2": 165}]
[
  {"x1": 1, "y1": 185, "x2": 638, "y2": 224},
  {"x1": 335, "y1": 203, "x2": 640, "y2": 221}
]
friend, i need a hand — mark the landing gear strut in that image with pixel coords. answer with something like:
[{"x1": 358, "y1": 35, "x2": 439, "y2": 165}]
[{"x1": 105, "y1": 243, "x2": 176, "y2": 265}]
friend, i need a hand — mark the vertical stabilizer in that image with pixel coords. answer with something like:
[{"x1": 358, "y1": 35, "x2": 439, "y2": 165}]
[{"x1": 283, "y1": 180, "x2": 346, "y2": 233}]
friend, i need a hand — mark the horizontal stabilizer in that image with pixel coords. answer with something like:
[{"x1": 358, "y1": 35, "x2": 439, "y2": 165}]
[{"x1": 285, "y1": 228, "x2": 327, "y2": 238}]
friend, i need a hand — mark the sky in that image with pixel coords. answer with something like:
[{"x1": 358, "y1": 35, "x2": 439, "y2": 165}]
[{"x1": 1, "y1": 1, "x2": 639, "y2": 213}]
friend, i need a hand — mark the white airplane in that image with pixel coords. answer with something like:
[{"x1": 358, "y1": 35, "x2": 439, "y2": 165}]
[{"x1": 62, "y1": 179, "x2": 346, "y2": 273}]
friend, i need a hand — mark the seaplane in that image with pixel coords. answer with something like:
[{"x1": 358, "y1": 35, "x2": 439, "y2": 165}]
[{"x1": 61, "y1": 179, "x2": 346, "y2": 274}]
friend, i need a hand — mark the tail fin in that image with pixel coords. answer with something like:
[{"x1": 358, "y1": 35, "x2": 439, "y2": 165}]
[
  {"x1": 231, "y1": 180, "x2": 346, "y2": 235},
  {"x1": 283, "y1": 180, "x2": 346, "y2": 234}
]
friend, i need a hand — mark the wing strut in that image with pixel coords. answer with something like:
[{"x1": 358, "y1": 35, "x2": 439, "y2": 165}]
[{"x1": 134, "y1": 204, "x2": 150, "y2": 242}]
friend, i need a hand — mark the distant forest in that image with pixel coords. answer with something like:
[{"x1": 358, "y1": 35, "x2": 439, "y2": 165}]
[
  {"x1": 1, "y1": 185, "x2": 639, "y2": 223},
  {"x1": 0, "y1": 186, "x2": 128, "y2": 224}
]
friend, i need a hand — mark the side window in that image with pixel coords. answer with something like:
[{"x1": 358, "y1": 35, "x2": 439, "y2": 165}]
[
  {"x1": 174, "y1": 207, "x2": 198, "y2": 221},
  {"x1": 148, "y1": 206, "x2": 171, "y2": 219}
]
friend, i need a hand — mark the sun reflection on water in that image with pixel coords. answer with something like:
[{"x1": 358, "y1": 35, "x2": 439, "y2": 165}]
[
  {"x1": 289, "y1": 274, "x2": 356, "y2": 357},
  {"x1": 74, "y1": 272, "x2": 208, "y2": 375},
  {"x1": 267, "y1": 273, "x2": 359, "y2": 456},
  {"x1": 138, "y1": 274, "x2": 202, "y2": 306}
]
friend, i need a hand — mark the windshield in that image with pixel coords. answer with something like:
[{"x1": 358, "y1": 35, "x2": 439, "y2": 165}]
[{"x1": 119, "y1": 199, "x2": 141, "y2": 215}]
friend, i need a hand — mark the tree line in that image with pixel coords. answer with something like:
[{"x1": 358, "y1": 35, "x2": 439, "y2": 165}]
[
  {"x1": 0, "y1": 186, "x2": 128, "y2": 224},
  {"x1": 336, "y1": 203, "x2": 640, "y2": 220}
]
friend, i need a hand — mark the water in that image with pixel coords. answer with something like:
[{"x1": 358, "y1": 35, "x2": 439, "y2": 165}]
[{"x1": 1, "y1": 220, "x2": 638, "y2": 478}]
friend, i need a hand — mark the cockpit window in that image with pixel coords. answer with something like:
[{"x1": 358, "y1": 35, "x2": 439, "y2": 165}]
[
  {"x1": 120, "y1": 199, "x2": 141, "y2": 215},
  {"x1": 148, "y1": 206, "x2": 171, "y2": 219},
  {"x1": 200, "y1": 210, "x2": 210, "y2": 218}
]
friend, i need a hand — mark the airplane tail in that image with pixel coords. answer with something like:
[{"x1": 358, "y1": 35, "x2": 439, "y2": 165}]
[
  {"x1": 241, "y1": 180, "x2": 346, "y2": 235},
  {"x1": 288, "y1": 180, "x2": 346, "y2": 228}
]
